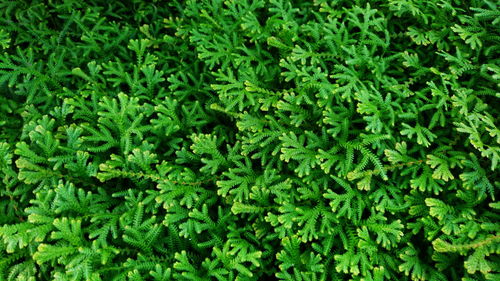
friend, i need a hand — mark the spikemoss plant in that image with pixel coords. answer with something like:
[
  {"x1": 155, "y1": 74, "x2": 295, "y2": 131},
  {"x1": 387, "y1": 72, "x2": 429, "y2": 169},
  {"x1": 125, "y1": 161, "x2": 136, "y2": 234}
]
[{"x1": 0, "y1": 1, "x2": 499, "y2": 280}]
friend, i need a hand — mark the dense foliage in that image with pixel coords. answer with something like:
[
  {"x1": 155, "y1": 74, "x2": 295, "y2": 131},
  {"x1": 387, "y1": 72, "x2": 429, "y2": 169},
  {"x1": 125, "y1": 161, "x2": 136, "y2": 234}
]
[{"x1": 0, "y1": 0, "x2": 499, "y2": 280}]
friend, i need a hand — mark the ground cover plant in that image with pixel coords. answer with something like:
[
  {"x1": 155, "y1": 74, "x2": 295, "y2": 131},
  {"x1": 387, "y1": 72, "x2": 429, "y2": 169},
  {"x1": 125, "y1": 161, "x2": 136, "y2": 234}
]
[{"x1": 0, "y1": 0, "x2": 499, "y2": 280}]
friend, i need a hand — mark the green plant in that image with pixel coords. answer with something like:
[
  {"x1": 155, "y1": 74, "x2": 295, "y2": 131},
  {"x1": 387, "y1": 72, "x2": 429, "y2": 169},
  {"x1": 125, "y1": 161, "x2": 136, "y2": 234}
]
[{"x1": 0, "y1": 0, "x2": 498, "y2": 280}]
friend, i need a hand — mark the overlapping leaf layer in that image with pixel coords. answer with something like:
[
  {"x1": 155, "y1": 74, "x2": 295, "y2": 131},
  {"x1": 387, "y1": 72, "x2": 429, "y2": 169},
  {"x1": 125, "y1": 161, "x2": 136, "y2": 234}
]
[{"x1": 0, "y1": 1, "x2": 498, "y2": 280}]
